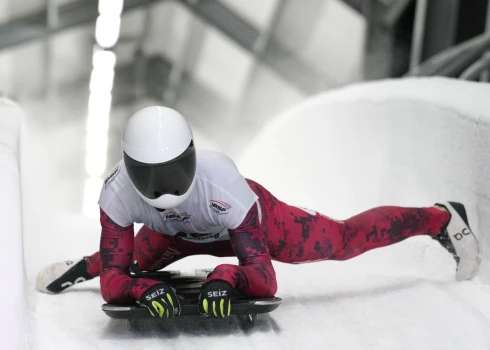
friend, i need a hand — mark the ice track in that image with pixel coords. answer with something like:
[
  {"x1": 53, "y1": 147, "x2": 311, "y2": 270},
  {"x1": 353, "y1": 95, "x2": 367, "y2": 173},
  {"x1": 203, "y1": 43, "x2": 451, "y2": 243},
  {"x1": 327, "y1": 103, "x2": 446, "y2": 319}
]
[{"x1": 17, "y1": 78, "x2": 490, "y2": 349}]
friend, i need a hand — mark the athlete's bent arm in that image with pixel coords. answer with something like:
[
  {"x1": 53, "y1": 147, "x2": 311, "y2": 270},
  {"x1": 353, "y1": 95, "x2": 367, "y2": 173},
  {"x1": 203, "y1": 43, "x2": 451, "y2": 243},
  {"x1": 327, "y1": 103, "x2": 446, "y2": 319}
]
[
  {"x1": 99, "y1": 209, "x2": 161, "y2": 303},
  {"x1": 205, "y1": 203, "x2": 278, "y2": 297}
]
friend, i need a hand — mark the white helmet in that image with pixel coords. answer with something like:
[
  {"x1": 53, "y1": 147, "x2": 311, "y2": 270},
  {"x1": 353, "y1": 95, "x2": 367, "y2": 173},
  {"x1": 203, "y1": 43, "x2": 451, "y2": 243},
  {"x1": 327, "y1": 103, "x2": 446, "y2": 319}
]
[{"x1": 122, "y1": 106, "x2": 196, "y2": 209}]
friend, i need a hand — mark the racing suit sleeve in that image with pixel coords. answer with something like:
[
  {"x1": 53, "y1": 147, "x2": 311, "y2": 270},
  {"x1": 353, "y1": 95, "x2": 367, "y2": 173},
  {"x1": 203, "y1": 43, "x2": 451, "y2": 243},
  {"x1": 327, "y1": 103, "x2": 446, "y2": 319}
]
[
  {"x1": 99, "y1": 208, "x2": 161, "y2": 304},
  {"x1": 205, "y1": 203, "x2": 278, "y2": 297}
]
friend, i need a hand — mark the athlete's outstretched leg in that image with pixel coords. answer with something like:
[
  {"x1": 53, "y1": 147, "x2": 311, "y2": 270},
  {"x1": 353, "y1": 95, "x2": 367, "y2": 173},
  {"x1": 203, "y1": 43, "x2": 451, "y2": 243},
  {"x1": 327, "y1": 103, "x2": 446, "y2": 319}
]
[
  {"x1": 329, "y1": 206, "x2": 450, "y2": 260},
  {"x1": 277, "y1": 204, "x2": 449, "y2": 263},
  {"x1": 267, "y1": 199, "x2": 477, "y2": 279},
  {"x1": 246, "y1": 179, "x2": 451, "y2": 263}
]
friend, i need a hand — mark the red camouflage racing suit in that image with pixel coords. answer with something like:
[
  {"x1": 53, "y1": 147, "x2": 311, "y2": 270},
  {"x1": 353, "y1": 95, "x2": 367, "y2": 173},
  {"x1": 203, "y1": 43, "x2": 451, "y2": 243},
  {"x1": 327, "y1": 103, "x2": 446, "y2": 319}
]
[{"x1": 86, "y1": 179, "x2": 450, "y2": 303}]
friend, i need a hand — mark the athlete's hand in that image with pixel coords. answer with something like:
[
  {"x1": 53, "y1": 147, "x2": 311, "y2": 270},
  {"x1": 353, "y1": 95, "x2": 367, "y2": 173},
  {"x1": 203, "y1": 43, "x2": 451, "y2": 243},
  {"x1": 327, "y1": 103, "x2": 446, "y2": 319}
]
[
  {"x1": 199, "y1": 280, "x2": 233, "y2": 318},
  {"x1": 139, "y1": 283, "x2": 181, "y2": 318}
]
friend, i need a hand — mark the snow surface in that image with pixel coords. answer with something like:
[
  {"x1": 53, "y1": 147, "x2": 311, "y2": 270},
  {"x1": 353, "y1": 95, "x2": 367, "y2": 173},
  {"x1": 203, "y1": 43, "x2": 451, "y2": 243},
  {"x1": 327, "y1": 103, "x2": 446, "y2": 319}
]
[
  {"x1": 15, "y1": 77, "x2": 490, "y2": 349},
  {"x1": 0, "y1": 99, "x2": 25, "y2": 350}
]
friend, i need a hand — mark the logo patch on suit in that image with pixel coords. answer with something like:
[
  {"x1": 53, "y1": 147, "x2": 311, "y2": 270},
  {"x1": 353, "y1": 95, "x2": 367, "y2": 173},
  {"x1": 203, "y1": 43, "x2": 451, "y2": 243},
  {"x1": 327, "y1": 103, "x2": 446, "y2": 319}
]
[
  {"x1": 176, "y1": 232, "x2": 220, "y2": 240},
  {"x1": 209, "y1": 200, "x2": 231, "y2": 215},
  {"x1": 104, "y1": 165, "x2": 120, "y2": 189},
  {"x1": 297, "y1": 207, "x2": 317, "y2": 216},
  {"x1": 163, "y1": 212, "x2": 192, "y2": 223}
]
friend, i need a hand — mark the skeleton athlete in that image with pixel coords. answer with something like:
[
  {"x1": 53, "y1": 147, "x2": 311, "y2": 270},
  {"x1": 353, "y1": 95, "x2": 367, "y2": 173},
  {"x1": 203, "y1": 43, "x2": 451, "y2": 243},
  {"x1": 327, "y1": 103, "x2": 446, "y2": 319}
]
[{"x1": 37, "y1": 106, "x2": 480, "y2": 318}]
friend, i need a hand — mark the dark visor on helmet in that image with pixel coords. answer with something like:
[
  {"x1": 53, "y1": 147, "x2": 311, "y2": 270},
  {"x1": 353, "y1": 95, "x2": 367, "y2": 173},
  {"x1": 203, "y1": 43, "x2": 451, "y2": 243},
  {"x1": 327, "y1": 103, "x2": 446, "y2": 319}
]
[{"x1": 123, "y1": 141, "x2": 196, "y2": 200}]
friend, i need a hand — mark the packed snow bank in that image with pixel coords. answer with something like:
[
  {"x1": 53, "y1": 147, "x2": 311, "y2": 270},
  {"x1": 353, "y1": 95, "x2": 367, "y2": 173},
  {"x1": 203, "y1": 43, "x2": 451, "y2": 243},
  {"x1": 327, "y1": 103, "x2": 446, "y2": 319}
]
[
  {"x1": 238, "y1": 77, "x2": 490, "y2": 281},
  {"x1": 0, "y1": 98, "x2": 25, "y2": 349}
]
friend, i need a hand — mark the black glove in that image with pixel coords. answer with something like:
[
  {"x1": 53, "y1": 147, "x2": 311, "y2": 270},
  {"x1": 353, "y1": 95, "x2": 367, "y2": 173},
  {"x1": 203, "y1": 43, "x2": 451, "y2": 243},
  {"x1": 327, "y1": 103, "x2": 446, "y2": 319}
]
[
  {"x1": 140, "y1": 283, "x2": 181, "y2": 318},
  {"x1": 198, "y1": 280, "x2": 234, "y2": 318}
]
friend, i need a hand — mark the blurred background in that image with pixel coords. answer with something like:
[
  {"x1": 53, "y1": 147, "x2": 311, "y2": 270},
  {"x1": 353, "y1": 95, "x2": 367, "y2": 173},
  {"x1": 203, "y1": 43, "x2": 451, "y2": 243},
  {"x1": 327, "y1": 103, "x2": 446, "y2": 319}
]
[{"x1": 0, "y1": 0, "x2": 489, "y2": 259}]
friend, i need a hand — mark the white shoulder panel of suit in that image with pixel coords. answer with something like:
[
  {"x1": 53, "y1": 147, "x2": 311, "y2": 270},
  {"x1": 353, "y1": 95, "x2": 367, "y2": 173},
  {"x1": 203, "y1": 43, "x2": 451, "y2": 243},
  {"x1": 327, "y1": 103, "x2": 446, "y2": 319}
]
[{"x1": 98, "y1": 150, "x2": 258, "y2": 243}]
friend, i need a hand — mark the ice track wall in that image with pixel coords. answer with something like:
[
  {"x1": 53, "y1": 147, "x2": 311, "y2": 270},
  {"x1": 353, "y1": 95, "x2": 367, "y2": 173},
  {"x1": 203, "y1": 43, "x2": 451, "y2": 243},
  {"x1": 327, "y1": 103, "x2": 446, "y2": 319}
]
[
  {"x1": 0, "y1": 99, "x2": 25, "y2": 349},
  {"x1": 238, "y1": 77, "x2": 490, "y2": 281}
]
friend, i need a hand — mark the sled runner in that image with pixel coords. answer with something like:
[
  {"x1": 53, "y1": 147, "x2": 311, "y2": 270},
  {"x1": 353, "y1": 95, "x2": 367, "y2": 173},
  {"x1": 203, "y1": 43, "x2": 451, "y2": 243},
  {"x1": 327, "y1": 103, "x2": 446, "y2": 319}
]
[{"x1": 101, "y1": 269, "x2": 281, "y2": 324}]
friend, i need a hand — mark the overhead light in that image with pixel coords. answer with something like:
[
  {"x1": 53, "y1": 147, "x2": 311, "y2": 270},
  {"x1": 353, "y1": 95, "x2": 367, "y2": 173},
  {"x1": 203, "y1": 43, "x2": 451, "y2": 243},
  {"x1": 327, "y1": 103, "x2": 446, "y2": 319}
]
[
  {"x1": 98, "y1": 0, "x2": 124, "y2": 16},
  {"x1": 85, "y1": 133, "x2": 109, "y2": 177},
  {"x1": 92, "y1": 50, "x2": 116, "y2": 70},
  {"x1": 95, "y1": 15, "x2": 121, "y2": 49},
  {"x1": 87, "y1": 113, "x2": 110, "y2": 135},
  {"x1": 83, "y1": 0, "x2": 123, "y2": 217},
  {"x1": 89, "y1": 67, "x2": 115, "y2": 94},
  {"x1": 88, "y1": 92, "x2": 112, "y2": 117},
  {"x1": 83, "y1": 177, "x2": 104, "y2": 218}
]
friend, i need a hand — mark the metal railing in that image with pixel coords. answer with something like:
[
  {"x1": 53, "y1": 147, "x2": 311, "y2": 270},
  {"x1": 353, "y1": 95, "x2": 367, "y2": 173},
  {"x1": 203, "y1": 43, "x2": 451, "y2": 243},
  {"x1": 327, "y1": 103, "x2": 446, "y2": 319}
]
[{"x1": 406, "y1": 32, "x2": 490, "y2": 81}]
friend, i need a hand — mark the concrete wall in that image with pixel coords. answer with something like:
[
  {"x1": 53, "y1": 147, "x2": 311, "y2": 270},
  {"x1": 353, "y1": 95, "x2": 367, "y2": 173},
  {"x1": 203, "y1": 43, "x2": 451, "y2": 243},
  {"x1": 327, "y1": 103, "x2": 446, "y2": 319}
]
[
  {"x1": 0, "y1": 98, "x2": 25, "y2": 349},
  {"x1": 238, "y1": 77, "x2": 490, "y2": 283}
]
